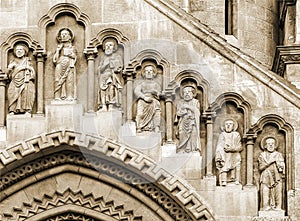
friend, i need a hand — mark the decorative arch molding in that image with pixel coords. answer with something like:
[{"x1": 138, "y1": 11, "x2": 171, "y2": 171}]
[
  {"x1": 0, "y1": 130, "x2": 216, "y2": 221},
  {"x1": 210, "y1": 92, "x2": 251, "y2": 134},
  {"x1": 0, "y1": 32, "x2": 44, "y2": 69},
  {"x1": 125, "y1": 49, "x2": 170, "y2": 88},
  {"x1": 167, "y1": 70, "x2": 210, "y2": 110},
  {"x1": 38, "y1": 3, "x2": 91, "y2": 47},
  {"x1": 89, "y1": 28, "x2": 129, "y2": 48},
  {"x1": 250, "y1": 114, "x2": 294, "y2": 190},
  {"x1": 2, "y1": 188, "x2": 141, "y2": 221}
]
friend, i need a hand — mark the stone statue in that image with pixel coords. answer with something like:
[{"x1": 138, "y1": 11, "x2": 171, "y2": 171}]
[
  {"x1": 258, "y1": 135, "x2": 285, "y2": 211},
  {"x1": 97, "y1": 38, "x2": 123, "y2": 111},
  {"x1": 7, "y1": 43, "x2": 35, "y2": 115},
  {"x1": 53, "y1": 28, "x2": 77, "y2": 100},
  {"x1": 134, "y1": 63, "x2": 161, "y2": 133},
  {"x1": 215, "y1": 118, "x2": 242, "y2": 186},
  {"x1": 174, "y1": 84, "x2": 201, "y2": 153}
]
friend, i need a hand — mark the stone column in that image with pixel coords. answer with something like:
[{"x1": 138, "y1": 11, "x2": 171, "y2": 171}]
[
  {"x1": 0, "y1": 71, "x2": 7, "y2": 127},
  {"x1": 34, "y1": 49, "x2": 47, "y2": 115},
  {"x1": 245, "y1": 130, "x2": 256, "y2": 186},
  {"x1": 203, "y1": 108, "x2": 216, "y2": 177},
  {"x1": 123, "y1": 66, "x2": 135, "y2": 123},
  {"x1": 84, "y1": 47, "x2": 98, "y2": 113},
  {"x1": 165, "y1": 93, "x2": 174, "y2": 143}
]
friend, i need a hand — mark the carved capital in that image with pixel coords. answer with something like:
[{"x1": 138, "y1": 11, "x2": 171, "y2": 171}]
[
  {"x1": 0, "y1": 70, "x2": 8, "y2": 86},
  {"x1": 202, "y1": 107, "x2": 216, "y2": 124},
  {"x1": 33, "y1": 49, "x2": 47, "y2": 62},
  {"x1": 123, "y1": 64, "x2": 136, "y2": 80},
  {"x1": 83, "y1": 47, "x2": 98, "y2": 60},
  {"x1": 244, "y1": 129, "x2": 257, "y2": 145}
]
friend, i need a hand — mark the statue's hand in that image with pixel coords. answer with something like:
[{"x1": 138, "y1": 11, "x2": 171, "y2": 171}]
[{"x1": 56, "y1": 44, "x2": 63, "y2": 51}]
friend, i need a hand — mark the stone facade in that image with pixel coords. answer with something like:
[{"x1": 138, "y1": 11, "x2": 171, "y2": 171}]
[{"x1": 0, "y1": 1, "x2": 299, "y2": 221}]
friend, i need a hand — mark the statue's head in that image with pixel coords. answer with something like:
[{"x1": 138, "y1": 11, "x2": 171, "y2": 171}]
[
  {"x1": 14, "y1": 43, "x2": 29, "y2": 58},
  {"x1": 221, "y1": 118, "x2": 238, "y2": 133},
  {"x1": 103, "y1": 38, "x2": 118, "y2": 55},
  {"x1": 261, "y1": 135, "x2": 278, "y2": 152},
  {"x1": 141, "y1": 63, "x2": 157, "y2": 79},
  {"x1": 57, "y1": 28, "x2": 74, "y2": 43},
  {"x1": 180, "y1": 80, "x2": 197, "y2": 100}
]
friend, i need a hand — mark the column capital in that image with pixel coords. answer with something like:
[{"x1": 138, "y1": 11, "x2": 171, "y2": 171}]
[
  {"x1": 244, "y1": 129, "x2": 257, "y2": 144},
  {"x1": 164, "y1": 90, "x2": 175, "y2": 102},
  {"x1": 33, "y1": 49, "x2": 47, "y2": 61},
  {"x1": 84, "y1": 47, "x2": 98, "y2": 60},
  {"x1": 123, "y1": 64, "x2": 136, "y2": 80},
  {"x1": 202, "y1": 107, "x2": 216, "y2": 123},
  {"x1": 0, "y1": 70, "x2": 8, "y2": 86}
]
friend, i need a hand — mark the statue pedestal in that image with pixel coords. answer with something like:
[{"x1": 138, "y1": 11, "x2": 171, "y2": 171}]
[
  {"x1": 6, "y1": 114, "x2": 45, "y2": 144},
  {"x1": 161, "y1": 144, "x2": 202, "y2": 181},
  {"x1": 255, "y1": 210, "x2": 288, "y2": 221},
  {"x1": 121, "y1": 131, "x2": 161, "y2": 162},
  {"x1": 46, "y1": 102, "x2": 82, "y2": 132}
]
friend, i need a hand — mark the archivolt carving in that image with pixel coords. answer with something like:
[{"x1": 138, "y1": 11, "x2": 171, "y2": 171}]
[
  {"x1": 1, "y1": 188, "x2": 142, "y2": 221},
  {"x1": 0, "y1": 130, "x2": 216, "y2": 220},
  {"x1": 90, "y1": 28, "x2": 129, "y2": 48}
]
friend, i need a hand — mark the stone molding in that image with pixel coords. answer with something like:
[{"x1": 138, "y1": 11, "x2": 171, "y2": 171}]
[
  {"x1": 272, "y1": 45, "x2": 300, "y2": 77},
  {"x1": 1, "y1": 188, "x2": 142, "y2": 221},
  {"x1": 168, "y1": 69, "x2": 210, "y2": 111},
  {"x1": 0, "y1": 130, "x2": 216, "y2": 220},
  {"x1": 89, "y1": 28, "x2": 129, "y2": 48},
  {"x1": 210, "y1": 92, "x2": 251, "y2": 135},
  {"x1": 279, "y1": 0, "x2": 297, "y2": 29},
  {"x1": 38, "y1": 3, "x2": 91, "y2": 47},
  {"x1": 144, "y1": 0, "x2": 300, "y2": 109}
]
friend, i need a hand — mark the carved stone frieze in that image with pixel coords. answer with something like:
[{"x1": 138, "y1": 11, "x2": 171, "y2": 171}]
[
  {"x1": 0, "y1": 130, "x2": 215, "y2": 220},
  {"x1": 1, "y1": 188, "x2": 142, "y2": 221}
]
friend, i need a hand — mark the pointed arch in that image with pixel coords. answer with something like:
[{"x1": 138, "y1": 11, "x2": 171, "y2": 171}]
[
  {"x1": 0, "y1": 130, "x2": 216, "y2": 221},
  {"x1": 38, "y1": 3, "x2": 91, "y2": 47}
]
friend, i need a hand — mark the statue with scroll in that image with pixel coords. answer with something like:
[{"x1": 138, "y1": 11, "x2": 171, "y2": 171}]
[
  {"x1": 134, "y1": 63, "x2": 161, "y2": 133},
  {"x1": 7, "y1": 43, "x2": 35, "y2": 115},
  {"x1": 97, "y1": 38, "x2": 123, "y2": 111},
  {"x1": 53, "y1": 28, "x2": 77, "y2": 100},
  {"x1": 258, "y1": 135, "x2": 285, "y2": 211},
  {"x1": 215, "y1": 118, "x2": 242, "y2": 186},
  {"x1": 174, "y1": 83, "x2": 201, "y2": 153}
]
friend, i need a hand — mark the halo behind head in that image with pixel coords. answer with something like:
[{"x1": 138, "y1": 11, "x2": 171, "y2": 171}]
[
  {"x1": 221, "y1": 118, "x2": 238, "y2": 132},
  {"x1": 260, "y1": 135, "x2": 279, "y2": 150},
  {"x1": 57, "y1": 28, "x2": 74, "y2": 42},
  {"x1": 102, "y1": 37, "x2": 118, "y2": 51},
  {"x1": 141, "y1": 62, "x2": 157, "y2": 78},
  {"x1": 14, "y1": 43, "x2": 29, "y2": 56},
  {"x1": 180, "y1": 80, "x2": 197, "y2": 98}
]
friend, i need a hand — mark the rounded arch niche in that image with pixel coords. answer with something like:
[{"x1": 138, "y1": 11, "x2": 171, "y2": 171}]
[{"x1": 0, "y1": 131, "x2": 216, "y2": 221}]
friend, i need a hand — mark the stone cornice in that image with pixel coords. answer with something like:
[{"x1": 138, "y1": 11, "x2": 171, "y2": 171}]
[
  {"x1": 144, "y1": 0, "x2": 300, "y2": 108},
  {"x1": 272, "y1": 45, "x2": 300, "y2": 77}
]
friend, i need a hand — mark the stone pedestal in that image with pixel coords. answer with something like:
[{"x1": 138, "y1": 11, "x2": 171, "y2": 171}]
[
  {"x1": 121, "y1": 131, "x2": 162, "y2": 162},
  {"x1": 6, "y1": 114, "x2": 46, "y2": 144},
  {"x1": 161, "y1": 144, "x2": 202, "y2": 181},
  {"x1": 93, "y1": 110, "x2": 122, "y2": 141},
  {"x1": 46, "y1": 102, "x2": 83, "y2": 132},
  {"x1": 253, "y1": 210, "x2": 289, "y2": 221}
]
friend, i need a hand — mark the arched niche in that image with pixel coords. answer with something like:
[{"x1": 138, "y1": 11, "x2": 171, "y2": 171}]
[
  {"x1": 0, "y1": 130, "x2": 216, "y2": 221},
  {"x1": 40, "y1": 4, "x2": 90, "y2": 105},
  {"x1": 0, "y1": 32, "x2": 45, "y2": 116},
  {"x1": 250, "y1": 114, "x2": 294, "y2": 213},
  {"x1": 167, "y1": 70, "x2": 209, "y2": 154},
  {"x1": 38, "y1": 3, "x2": 91, "y2": 48},
  {"x1": 210, "y1": 92, "x2": 251, "y2": 185},
  {"x1": 0, "y1": 32, "x2": 42, "y2": 72}
]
